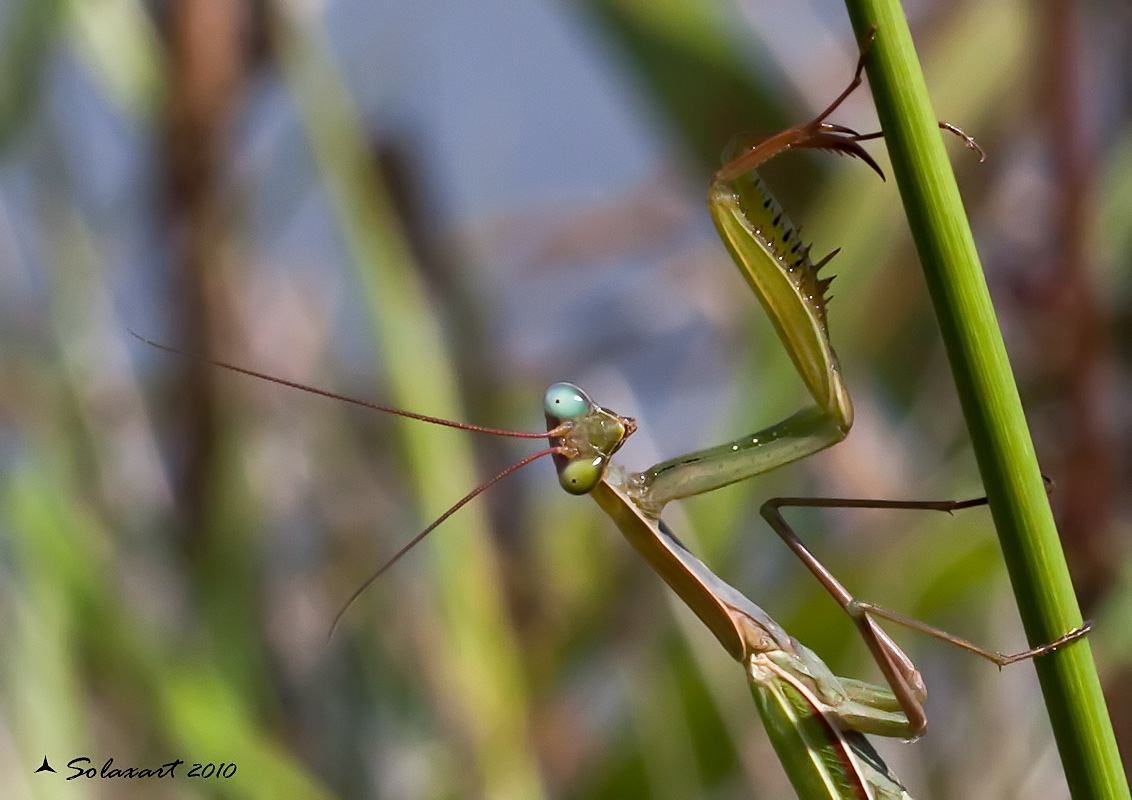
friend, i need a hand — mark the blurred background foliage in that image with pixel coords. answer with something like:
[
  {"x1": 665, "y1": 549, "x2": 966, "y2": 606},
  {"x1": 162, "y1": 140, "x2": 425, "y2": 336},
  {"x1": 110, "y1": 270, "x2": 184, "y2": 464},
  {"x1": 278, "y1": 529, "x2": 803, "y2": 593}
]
[{"x1": 0, "y1": 0, "x2": 1129, "y2": 798}]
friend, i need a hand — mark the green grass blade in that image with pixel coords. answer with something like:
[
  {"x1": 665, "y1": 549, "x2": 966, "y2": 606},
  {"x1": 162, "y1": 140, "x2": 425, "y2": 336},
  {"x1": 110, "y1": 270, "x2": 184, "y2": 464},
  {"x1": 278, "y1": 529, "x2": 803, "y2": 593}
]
[
  {"x1": 272, "y1": 11, "x2": 546, "y2": 800},
  {"x1": 839, "y1": 2, "x2": 1129, "y2": 797}
]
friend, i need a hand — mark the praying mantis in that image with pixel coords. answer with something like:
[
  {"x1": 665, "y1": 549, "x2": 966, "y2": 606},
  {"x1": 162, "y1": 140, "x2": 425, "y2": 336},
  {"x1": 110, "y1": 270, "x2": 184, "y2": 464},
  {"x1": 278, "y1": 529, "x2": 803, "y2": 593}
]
[{"x1": 133, "y1": 28, "x2": 1090, "y2": 800}]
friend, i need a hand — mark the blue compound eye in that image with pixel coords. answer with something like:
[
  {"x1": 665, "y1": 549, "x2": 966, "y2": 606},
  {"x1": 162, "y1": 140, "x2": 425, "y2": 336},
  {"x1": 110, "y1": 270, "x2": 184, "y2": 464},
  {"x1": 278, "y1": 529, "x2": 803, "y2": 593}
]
[{"x1": 544, "y1": 382, "x2": 590, "y2": 420}]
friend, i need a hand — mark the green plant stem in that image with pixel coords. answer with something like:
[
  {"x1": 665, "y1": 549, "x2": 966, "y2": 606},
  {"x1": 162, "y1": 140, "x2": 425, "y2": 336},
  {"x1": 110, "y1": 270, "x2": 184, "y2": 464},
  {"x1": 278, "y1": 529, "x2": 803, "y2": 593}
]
[{"x1": 839, "y1": 2, "x2": 1128, "y2": 797}]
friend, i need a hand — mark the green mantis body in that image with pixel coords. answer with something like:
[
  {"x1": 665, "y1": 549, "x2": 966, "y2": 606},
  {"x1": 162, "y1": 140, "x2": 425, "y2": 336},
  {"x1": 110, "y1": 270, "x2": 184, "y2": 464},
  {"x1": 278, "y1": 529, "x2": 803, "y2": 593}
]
[
  {"x1": 538, "y1": 47, "x2": 920, "y2": 798},
  {"x1": 538, "y1": 38, "x2": 1085, "y2": 800},
  {"x1": 134, "y1": 31, "x2": 1087, "y2": 800}
]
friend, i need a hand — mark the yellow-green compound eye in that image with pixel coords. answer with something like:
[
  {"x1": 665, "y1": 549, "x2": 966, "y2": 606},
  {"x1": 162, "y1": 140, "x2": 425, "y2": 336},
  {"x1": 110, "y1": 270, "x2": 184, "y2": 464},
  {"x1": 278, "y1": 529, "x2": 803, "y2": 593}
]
[
  {"x1": 544, "y1": 382, "x2": 590, "y2": 421},
  {"x1": 558, "y1": 456, "x2": 604, "y2": 495}
]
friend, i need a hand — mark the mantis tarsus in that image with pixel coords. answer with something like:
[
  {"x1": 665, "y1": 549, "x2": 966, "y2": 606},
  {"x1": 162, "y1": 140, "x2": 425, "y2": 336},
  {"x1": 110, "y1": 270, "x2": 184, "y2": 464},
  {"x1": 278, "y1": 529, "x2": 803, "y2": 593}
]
[{"x1": 135, "y1": 29, "x2": 1089, "y2": 800}]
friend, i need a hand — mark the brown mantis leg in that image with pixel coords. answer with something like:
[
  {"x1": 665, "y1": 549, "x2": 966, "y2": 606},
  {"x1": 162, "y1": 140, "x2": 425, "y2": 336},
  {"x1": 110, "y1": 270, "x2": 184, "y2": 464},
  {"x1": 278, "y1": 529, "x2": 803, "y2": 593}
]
[
  {"x1": 833, "y1": 120, "x2": 986, "y2": 162},
  {"x1": 713, "y1": 28, "x2": 883, "y2": 184},
  {"x1": 716, "y1": 26, "x2": 985, "y2": 188},
  {"x1": 759, "y1": 493, "x2": 1091, "y2": 733}
]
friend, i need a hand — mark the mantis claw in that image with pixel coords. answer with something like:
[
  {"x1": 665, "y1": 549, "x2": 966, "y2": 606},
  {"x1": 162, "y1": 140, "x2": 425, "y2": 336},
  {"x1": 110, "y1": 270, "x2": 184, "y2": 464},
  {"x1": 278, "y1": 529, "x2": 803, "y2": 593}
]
[
  {"x1": 797, "y1": 132, "x2": 886, "y2": 181},
  {"x1": 938, "y1": 121, "x2": 986, "y2": 162}
]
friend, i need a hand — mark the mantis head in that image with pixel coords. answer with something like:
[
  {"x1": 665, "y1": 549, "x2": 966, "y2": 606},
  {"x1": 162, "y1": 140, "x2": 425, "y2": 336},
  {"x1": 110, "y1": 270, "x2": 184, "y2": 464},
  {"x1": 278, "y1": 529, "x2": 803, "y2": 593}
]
[{"x1": 544, "y1": 382, "x2": 636, "y2": 495}]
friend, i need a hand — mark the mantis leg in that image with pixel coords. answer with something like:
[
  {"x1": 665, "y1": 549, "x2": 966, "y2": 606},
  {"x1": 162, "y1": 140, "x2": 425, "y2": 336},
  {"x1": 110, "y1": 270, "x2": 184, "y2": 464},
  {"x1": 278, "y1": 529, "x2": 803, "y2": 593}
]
[
  {"x1": 850, "y1": 602, "x2": 1091, "y2": 666},
  {"x1": 629, "y1": 41, "x2": 884, "y2": 515},
  {"x1": 715, "y1": 24, "x2": 983, "y2": 185},
  {"x1": 828, "y1": 120, "x2": 986, "y2": 162},
  {"x1": 713, "y1": 30, "x2": 882, "y2": 185},
  {"x1": 760, "y1": 494, "x2": 1091, "y2": 735}
]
